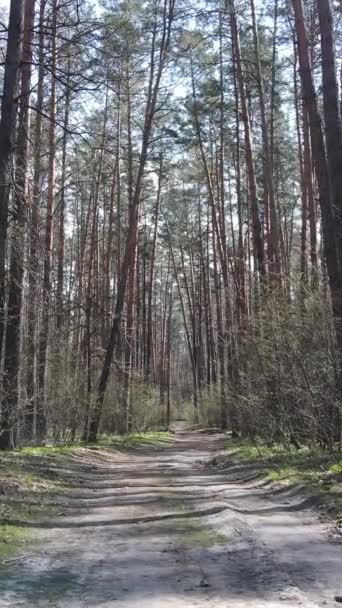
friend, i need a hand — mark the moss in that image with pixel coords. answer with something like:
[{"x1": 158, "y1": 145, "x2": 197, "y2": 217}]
[
  {"x1": 173, "y1": 518, "x2": 227, "y2": 549},
  {"x1": 186, "y1": 526, "x2": 227, "y2": 548},
  {"x1": 0, "y1": 497, "x2": 60, "y2": 563},
  {"x1": 0, "y1": 524, "x2": 31, "y2": 560},
  {"x1": 1, "y1": 498, "x2": 60, "y2": 521},
  {"x1": 329, "y1": 461, "x2": 342, "y2": 474}
]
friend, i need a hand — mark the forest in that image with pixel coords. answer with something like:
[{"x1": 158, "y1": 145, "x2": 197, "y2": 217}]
[{"x1": 0, "y1": 0, "x2": 342, "y2": 451}]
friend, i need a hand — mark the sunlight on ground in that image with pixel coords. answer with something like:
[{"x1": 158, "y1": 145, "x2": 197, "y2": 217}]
[{"x1": 81, "y1": 597, "x2": 320, "y2": 608}]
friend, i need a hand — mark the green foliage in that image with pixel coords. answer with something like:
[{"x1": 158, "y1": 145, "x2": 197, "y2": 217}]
[
  {"x1": 225, "y1": 436, "x2": 342, "y2": 517},
  {"x1": 94, "y1": 431, "x2": 173, "y2": 449},
  {"x1": 11, "y1": 431, "x2": 173, "y2": 455},
  {"x1": 0, "y1": 524, "x2": 30, "y2": 560},
  {"x1": 329, "y1": 462, "x2": 342, "y2": 474}
]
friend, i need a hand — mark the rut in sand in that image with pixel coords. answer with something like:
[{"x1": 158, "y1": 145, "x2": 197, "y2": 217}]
[{"x1": 0, "y1": 429, "x2": 341, "y2": 608}]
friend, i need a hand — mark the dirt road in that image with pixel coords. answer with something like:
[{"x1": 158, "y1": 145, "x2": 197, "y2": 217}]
[{"x1": 0, "y1": 431, "x2": 341, "y2": 607}]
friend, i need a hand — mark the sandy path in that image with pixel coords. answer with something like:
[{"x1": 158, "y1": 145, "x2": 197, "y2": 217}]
[{"x1": 0, "y1": 431, "x2": 341, "y2": 607}]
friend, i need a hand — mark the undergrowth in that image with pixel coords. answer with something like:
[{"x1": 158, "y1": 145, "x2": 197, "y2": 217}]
[
  {"x1": 224, "y1": 437, "x2": 342, "y2": 520},
  {"x1": 16, "y1": 430, "x2": 173, "y2": 457}
]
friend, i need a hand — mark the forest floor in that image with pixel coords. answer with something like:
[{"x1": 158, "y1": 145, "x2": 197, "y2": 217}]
[{"x1": 0, "y1": 428, "x2": 341, "y2": 607}]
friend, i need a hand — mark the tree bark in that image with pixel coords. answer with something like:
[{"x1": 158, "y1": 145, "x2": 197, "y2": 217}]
[
  {"x1": 25, "y1": 0, "x2": 46, "y2": 439},
  {"x1": 0, "y1": 0, "x2": 24, "y2": 368},
  {"x1": 1, "y1": 0, "x2": 37, "y2": 449},
  {"x1": 145, "y1": 155, "x2": 163, "y2": 381},
  {"x1": 228, "y1": 0, "x2": 265, "y2": 281},
  {"x1": 37, "y1": 0, "x2": 58, "y2": 440},
  {"x1": 250, "y1": 0, "x2": 281, "y2": 279},
  {"x1": 317, "y1": 0, "x2": 342, "y2": 273},
  {"x1": 56, "y1": 61, "x2": 71, "y2": 330}
]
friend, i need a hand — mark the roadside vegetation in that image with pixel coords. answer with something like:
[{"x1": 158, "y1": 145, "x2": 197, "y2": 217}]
[
  {"x1": 224, "y1": 437, "x2": 342, "y2": 524},
  {"x1": 0, "y1": 463, "x2": 63, "y2": 561},
  {"x1": 17, "y1": 431, "x2": 174, "y2": 456},
  {"x1": 0, "y1": 431, "x2": 173, "y2": 561}
]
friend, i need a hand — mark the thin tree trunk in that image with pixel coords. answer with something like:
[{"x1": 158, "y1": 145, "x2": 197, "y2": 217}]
[
  {"x1": 56, "y1": 62, "x2": 71, "y2": 330},
  {"x1": 294, "y1": 42, "x2": 308, "y2": 290},
  {"x1": 228, "y1": 0, "x2": 265, "y2": 280},
  {"x1": 169, "y1": 239, "x2": 199, "y2": 422},
  {"x1": 37, "y1": 0, "x2": 58, "y2": 440},
  {"x1": 145, "y1": 155, "x2": 163, "y2": 381},
  {"x1": 25, "y1": 0, "x2": 46, "y2": 439},
  {"x1": 166, "y1": 285, "x2": 173, "y2": 428},
  {"x1": 88, "y1": 0, "x2": 176, "y2": 441},
  {"x1": 250, "y1": 0, "x2": 281, "y2": 279}
]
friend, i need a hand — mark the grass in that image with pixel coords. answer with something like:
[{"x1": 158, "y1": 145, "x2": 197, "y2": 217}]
[
  {"x1": 225, "y1": 437, "x2": 342, "y2": 476},
  {"x1": 13, "y1": 430, "x2": 173, "y2": 457},
  {"x1": 175, "y1": 519, "x2": 227, "y2": 548},
  {"x1": 224, "y1": 437, "x2": 342, "y2": 520},
  {"x1": 166, "y1": 495, "x2": 228, "y2": 549},
  {"x1": 0, "y1": 492, "x2": 50, "y2": 561},
  {"x1": 18, "y1": 445, "x2": 80, "y2": 457},
  {"x1": 0, "y1": 500, "x2": 59, "y2": 561},
  {"x1": 0, "y1": 430, "x2": 174, "y2": 562},
  {"x1": 185, "y1": 524, "x2": 227, "y2": 548},
  {"x1": 0, "y1": 469, "x2": 63, "y2": 561},
  {"x1": 0, "y1": 523, "x2": 31, "y2": 560},
  {"x1": 94, "y1": 430, "x2": 173, "y2": 449}
]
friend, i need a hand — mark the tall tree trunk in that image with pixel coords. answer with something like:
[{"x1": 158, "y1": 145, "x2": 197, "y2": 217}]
[
  {"x1": 293, "y1": 0, "x2": 341, "y2": 287},
  {"x1": 292, "y1": 5, "x2": 317, "y2": 290},
  {"x1": 317, "y1": 0, "x2": 342, "y2": 274},
  {"x1": 0, "y1": 0, "x2": 24, "y2": 369},
  {"x1": 0, "y1": 0, "x2": 32, "y2": 449},
  {"x1": 56, "y1": 62, "x2": 71, "y2": 330},
  {"x1": 145, "y1": 155, "x2": 162, "y2": 381},
  {"x1": 82, "y1": 97, "x2": 108, "y2": 440},
  {"x1": 166, "y1": 285, "x2": 173, "y2": 428},
  {"x1": 294, "y1": 42, "x2": 308, "y2": 290},
  {"x1": 228, "y1": 0, "x2": 265, "y2": 281},
  {"x1": 169, "y1": 240, "x2": 199, "y2": 422},
  {"x1": 121, "y1": 235, "x2": 137, "y2": 434},
  {"x1": 213, "y1": 219, "x2": 226, "y2": 429},
  {"x1": 317, "y1": 0, "x2": 342, "y2": 436},
  {"x1": 250, "y1": 0, "x2": 281, "y2": 279},
  {"x1": 120, "y1": 71, "x2": 136, "y2": 433},
  {"x1": 37, "y1": 0, "x2": 58, "y2": 440},
  {"x1": 293, "y1": 0, "x2": 342, "y2": 441},
  {"x1": 25, "y1": 0, "x2": 46, "y2": 439},
  {"x1": 233, "y1": 55, "x2": 246, "y2": 322},
  {"x1": 303, "y1": 107, "x2": 317, "y2": 286}
]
